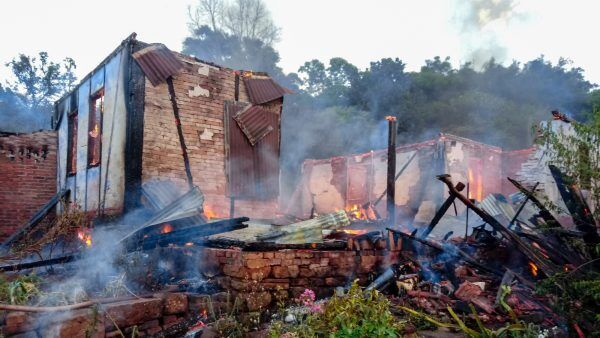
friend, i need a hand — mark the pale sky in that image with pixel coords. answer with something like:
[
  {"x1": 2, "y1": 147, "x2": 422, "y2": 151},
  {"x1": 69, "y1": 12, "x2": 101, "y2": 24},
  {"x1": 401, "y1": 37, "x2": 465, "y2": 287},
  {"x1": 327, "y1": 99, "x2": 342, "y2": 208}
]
[{"x1": 0, "y1": 0, "x2": 599, "y2": 85}]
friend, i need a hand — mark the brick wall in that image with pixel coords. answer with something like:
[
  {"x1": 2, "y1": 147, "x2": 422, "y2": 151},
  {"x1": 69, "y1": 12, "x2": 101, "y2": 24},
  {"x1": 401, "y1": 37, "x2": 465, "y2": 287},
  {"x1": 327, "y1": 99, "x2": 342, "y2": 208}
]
[
  {"x1": 0, "y1": 131, "x2": 57, "y2": 240},
  {"x1": 141, "y1": 56, "x2": 279, "y2": 219},
  {"x1": 501, "y1": 147, "x2": 535, "y2": 195},
  {"x1": 199, "y1": 247, "x2": 390, "y2": 307}
]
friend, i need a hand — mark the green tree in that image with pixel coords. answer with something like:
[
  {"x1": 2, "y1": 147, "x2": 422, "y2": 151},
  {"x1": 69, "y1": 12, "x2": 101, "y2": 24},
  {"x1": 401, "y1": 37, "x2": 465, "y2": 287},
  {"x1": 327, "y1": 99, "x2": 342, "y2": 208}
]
[{"x1": 2, "y1": 52, "x2": 76, "y2": 132}]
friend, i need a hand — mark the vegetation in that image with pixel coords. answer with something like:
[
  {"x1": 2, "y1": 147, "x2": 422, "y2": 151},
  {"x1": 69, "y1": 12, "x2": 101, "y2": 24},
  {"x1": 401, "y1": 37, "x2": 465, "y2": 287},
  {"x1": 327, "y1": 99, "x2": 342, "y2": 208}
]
[
  {"x1": 0, "y1": 274, "x2": 42, "y2": 305},
  {"x1": 537, "y1": 109, "x2": 600, "y2": 219},
  {"x1": 536, "y1": 268, "x2": 600, "y2": 335},
  {"x1": 1, "y1": 52, "x2": 76, "y2": 132},
  {"x1": 269, "y1": 281, "x2": 404, "y2": 337}
]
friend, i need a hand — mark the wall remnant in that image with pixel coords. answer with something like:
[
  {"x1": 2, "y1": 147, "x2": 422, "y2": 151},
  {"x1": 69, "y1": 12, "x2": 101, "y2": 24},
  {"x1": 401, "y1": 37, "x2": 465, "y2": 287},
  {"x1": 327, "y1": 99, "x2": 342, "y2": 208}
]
[{"x1": 0, "y1": 131, "x2": 57, "y2": 240}]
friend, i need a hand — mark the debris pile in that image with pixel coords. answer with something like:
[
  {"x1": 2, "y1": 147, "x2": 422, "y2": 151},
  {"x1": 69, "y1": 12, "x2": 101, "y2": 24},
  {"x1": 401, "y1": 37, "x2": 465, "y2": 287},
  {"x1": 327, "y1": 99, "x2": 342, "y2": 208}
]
[{"x1": 367, "y1": 172, "x2": 599, "y2": 335}]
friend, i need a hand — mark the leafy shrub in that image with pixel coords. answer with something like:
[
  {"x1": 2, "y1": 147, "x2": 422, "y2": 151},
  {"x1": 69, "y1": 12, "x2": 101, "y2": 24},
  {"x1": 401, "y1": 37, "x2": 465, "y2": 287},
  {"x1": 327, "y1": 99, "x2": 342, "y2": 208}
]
[
  {"x1": 270, "y1": 281, "x2": 404, "y2": 337},
  {"x1": 0, "y1": 275, "x2": 42, "y2": 305}
]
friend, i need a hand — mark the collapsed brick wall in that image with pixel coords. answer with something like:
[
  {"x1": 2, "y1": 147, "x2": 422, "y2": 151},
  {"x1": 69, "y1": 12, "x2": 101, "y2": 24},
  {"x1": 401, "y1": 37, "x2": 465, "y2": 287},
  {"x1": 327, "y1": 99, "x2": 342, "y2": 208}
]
[
  {"x1": 501, "y1": 148, "x2": 535, "y2": 196},
  {"x1": 142, "y1": 57, "x2": 279, "y2": 219},
  {"x1": 199, "y1": 248, "x2": 391, "y2": 309},
  {"x1": 0, "y1": 131, "x2": 57, "y2": 240},
  {"x1": 0, "y1": 292, "x2": 215, "y2": 337}
]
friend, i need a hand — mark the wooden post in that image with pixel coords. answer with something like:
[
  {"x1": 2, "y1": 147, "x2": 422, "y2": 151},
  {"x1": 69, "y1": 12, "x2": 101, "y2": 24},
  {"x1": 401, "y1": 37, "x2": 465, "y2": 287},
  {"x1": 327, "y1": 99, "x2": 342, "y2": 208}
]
[
  {"x1": 386, "y1": 116, "x2": 397, "y2": 227},
  {"x1": 229, "y1": 196, "x2": 236, "y2": 218}
]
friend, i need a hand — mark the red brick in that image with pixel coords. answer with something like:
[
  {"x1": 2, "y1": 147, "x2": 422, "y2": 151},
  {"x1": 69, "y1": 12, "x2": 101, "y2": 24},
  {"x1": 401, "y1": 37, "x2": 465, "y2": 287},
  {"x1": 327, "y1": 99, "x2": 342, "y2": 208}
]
[{"x1": 0, "y1": 131, "x2": 57, "y2": 241}]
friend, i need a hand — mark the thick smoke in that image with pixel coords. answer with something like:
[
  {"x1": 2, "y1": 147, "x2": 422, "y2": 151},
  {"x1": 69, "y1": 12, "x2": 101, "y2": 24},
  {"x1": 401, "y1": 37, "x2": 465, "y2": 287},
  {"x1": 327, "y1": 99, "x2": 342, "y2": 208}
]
[
  {"x1": 453, "y1": 0, "x2": 523, "y2": 68},
  {"x1": 0, "y1": 86, "x2": 51, "y2": 133}
]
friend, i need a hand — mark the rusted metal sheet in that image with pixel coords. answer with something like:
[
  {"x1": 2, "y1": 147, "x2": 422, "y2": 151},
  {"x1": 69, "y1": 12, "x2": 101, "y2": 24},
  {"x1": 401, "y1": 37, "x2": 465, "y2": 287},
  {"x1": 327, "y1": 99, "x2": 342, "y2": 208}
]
[
  {"x1": 243, "y1": 77, "x2": 291, "y2": 104},
  {"x1": 255, "y1": 106, "x2": 280, "y2": 198},
  {"x1": 233, "y1": 105, "x2": 274, "y2": 146},
  {"x1": 226, "y1": 101, "x2": 256, "y2": 197},
  {"x1": 225, "y1": 101, "x2": 280, "y2": 199},
  {"x1": 133, "y1": 44, "x2": 184, "y2": 86}
]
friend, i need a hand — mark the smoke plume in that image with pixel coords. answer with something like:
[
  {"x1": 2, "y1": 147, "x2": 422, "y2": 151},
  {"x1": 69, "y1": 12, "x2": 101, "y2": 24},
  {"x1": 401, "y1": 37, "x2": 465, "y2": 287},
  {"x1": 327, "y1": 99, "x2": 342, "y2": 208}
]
[{"x1": 454, "y1": 0, "x2": 523, "y2": 68}]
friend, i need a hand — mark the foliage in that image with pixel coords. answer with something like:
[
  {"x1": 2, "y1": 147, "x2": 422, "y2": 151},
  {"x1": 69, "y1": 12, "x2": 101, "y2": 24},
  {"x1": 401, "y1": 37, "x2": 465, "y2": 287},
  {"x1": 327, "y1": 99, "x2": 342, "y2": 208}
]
[
  {"x1": 269, "y1": 282, "x2": 404, "y2": 337},
  {"x1": 1, "y1": 52, "x2": 76, "y2": 132},
  {"x1": 536, "y1": 268, "x2": 600, "y2": 335},
  {"x1": 4, "y1": 52, "x2": 76, "y2": 113},
  {"x1": 188, "y1": 0, "x2": 280, "y2": 45},
  {"x1": 399, "y1": 304, "x2": 541, "y2": 338},
  {"x1": 0, "y1": 275, "x2": 42, "y2": 305},
  {"x1": 536, "y1": 108, "x2": 600, "y2": 219},
  {"x1": 182, "y1": 25, "x2": 293, "y2": 89}
]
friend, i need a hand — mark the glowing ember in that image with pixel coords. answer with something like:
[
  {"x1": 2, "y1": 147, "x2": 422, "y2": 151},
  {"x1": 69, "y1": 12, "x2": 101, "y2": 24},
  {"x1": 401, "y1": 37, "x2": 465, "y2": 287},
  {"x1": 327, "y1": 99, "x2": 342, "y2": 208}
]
[
  {"x1": 532, "y1": 242, "x2": 550, "y2": 259},
  {"x1": 341, "y1": 229, "x2": 368, "y2": 236},
  {"x1": 77, "y1": 229, "x2": 92, "y2": 247},
  {"x1": 161, "y1": 224, "x2": 173, "y2": 234},
  {"x1": 203, "y1": 205, "x2": 218, "y2": 220},
  {"x1": 345, "y1": 204, "x2": 367, "y2": 220},
  {"x1": 528, "y1": 262, "x2": 538, "y2": 277}
]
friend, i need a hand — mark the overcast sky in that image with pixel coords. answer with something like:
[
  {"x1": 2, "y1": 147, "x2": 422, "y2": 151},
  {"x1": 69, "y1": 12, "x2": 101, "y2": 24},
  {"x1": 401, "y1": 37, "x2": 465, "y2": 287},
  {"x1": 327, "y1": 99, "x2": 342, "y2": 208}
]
[{"x1": 0, "y1": 0, "x2": 598, "y2": 85}]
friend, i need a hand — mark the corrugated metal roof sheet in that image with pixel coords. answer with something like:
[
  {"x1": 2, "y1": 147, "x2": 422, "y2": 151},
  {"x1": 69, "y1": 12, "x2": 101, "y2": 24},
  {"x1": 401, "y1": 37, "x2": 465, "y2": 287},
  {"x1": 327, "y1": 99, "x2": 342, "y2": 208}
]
[
  {"x1": 233, "y1": 105, "x2": 274, "y2": 146},
  {"x1": 226, "y1": 101, "x2": 280, "y2": 199},
  {"x1": 243, "y1": 77, "x2": 291, "y2": 104},
  {"x1": 133, "y1": 44, "x2": 184, "y2": 86}
]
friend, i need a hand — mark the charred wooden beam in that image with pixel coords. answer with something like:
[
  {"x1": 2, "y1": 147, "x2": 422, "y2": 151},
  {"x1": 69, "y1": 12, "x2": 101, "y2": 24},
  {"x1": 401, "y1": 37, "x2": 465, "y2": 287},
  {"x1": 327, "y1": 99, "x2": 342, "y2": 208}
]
[
  {"x1": 2, "y1": 189, "x2": 70, "y2": 249},
  {"x1": 420, "y1": 182, "x2": 466, "y2": 239},
  {"x1": 0, "y1": 253, "x2": 78, "y2": 272},
  {"x1": 387, "y1": 227, "x2": 503, "y2": 276},
  {"x1": 386, "y1": 116, "x2": 397, "y2": 226},
  {"x1": 509, "y1": 182, "x2": 539, "y2": 229},
  {"x1": 507, "y1": 177, "x2": 559, "y2": 226},
  {"x1": 548, "y1": 165, "x2": 600, "y2": 245},
  {"x1": 440, "y1": 175, "x2": 561, "y2": 276},
  {"x1": 127, "y1": 217, "x2": 249, "y2": 251},
  {"x1": 166, "y1": 77, "x2": 194, "y2": 190}
]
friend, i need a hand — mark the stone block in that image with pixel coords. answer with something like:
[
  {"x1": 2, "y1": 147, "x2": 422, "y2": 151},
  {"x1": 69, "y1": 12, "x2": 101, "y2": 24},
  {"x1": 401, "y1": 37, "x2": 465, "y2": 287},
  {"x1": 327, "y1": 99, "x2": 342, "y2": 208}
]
[
  {"x1": 103, "y1": 298, "x2": 163, "y2": 329},
  {"x1": 163, "y1": 293, "x2": 189, "y2": 314}
]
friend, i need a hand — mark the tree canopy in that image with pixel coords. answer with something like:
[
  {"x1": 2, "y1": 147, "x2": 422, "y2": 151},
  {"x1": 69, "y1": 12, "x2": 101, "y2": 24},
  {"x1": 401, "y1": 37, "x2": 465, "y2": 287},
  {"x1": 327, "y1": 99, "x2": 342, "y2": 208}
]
[{"x1": 1, "y1": 52, "x2": 76, "y2": 132}]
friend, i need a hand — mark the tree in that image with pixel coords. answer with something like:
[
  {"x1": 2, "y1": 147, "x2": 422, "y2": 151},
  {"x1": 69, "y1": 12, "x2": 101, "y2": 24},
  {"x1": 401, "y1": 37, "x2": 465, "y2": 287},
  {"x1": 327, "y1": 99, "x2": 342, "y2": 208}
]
[
  {"x1": 1, "y1": 52, "x2": 76, "y2": 132},
  {"x1": 5, "y1": 52, "x2": 76, "y2": 114},
  {"x1": 187, "y1": 0, "x2": 280, "y2": 45}
]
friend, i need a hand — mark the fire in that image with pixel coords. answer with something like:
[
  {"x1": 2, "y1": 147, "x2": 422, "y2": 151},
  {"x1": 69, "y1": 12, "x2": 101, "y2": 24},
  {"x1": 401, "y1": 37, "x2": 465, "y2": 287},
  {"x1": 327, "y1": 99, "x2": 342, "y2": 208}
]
[
  {"x1": 341, "y1": 229, "x2": 368, "y2": 236},
  {"x1": 467, "y1": 168, "x2": 483, "y2": 201},
  {"x1": 532, "y1": 242, "x2": 550, "y2": 259},
  {"x1": 528, "y1": 262, "x2": 539, "y2": 277},
  {"x1": 346, "y1": 204, "x2": 367, "y2": 220},
  {"x1": 77, "y1": 229, "x2": 92, "y2": 247},
  {"x1": 203, "y1": 205, "x2": 218, "y2": 220},
  {"x1": 161, "y1": 224, "x2": 173, "y2": 234}
]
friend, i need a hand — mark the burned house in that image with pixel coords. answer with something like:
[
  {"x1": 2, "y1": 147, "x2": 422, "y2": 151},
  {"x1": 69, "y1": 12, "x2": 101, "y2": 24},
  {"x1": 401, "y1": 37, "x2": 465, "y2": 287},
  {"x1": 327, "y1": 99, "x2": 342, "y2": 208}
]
[
  {"x1": 289, "y1": 133, "x2": 534, "y2": 225},
  {"x1": 53, "y1": 33, "x2": 289, "y2": 219}
]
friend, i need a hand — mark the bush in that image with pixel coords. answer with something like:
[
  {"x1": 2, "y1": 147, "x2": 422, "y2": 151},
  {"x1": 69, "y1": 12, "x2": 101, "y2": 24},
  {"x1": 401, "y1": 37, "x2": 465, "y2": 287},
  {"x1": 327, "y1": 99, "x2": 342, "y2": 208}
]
[{"x1": 270, "y1": 281, "x2": 404, "y2": 337}]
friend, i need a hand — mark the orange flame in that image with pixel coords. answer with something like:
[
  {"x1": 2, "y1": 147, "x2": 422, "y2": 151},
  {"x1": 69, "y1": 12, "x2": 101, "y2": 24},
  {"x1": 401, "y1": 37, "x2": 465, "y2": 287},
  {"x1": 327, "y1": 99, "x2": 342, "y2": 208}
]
[
  {"x1": 77, "y1": 229, "x2": 92, "y2": 247},
  {"x1": 467, "y1": 168, "x2": 483, "y2": 201},
  {"x1": 528, "y1": 262, "x2": 538, "y2": 277},
  {"x1": 161, "y1": 224, "x2": 173, "y2": 234},
  {"x1": 341, "y1": 229, "x2": 368, "y2": 236},
  {"x1": 204, "y1": 205, "x2": 218, "y2": 220},
  {"x1": 345, "y1": 204, "x2": 367, "y2": 220}
]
